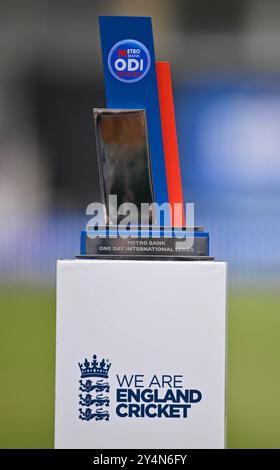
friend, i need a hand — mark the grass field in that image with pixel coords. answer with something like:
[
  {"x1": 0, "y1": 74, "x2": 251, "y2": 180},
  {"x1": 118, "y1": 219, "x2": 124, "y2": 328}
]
[{"x1": 0, "y1": 287, "x2": 280, "y2": 448}]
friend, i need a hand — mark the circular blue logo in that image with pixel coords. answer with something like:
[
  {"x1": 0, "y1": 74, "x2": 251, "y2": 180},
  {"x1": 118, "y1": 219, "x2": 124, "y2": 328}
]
[{"x1": 108, "y1": 39, "x2": 151, "y2": 83}]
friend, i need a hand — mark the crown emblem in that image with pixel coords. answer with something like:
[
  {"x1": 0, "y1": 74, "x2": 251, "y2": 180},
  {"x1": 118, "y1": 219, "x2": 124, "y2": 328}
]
[{"x1": 79, "y1": 354, "x2": 111, "y2": 378}]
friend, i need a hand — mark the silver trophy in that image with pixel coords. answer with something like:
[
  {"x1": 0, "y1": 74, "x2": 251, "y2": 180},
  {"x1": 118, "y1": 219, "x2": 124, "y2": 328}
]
[{"x1": 94, "y1": 108, "x2": 154, "y2": 225}]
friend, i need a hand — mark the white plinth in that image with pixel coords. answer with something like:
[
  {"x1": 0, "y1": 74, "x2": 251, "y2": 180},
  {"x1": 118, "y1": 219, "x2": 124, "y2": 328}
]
[{"x1": 55, "y1": 259, "x2": 227, "y2": 449}]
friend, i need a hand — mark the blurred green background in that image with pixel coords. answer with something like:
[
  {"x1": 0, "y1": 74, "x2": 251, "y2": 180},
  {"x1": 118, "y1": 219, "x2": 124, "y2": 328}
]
[{"x1": 1, "y1": 287, "x2": 280, "y2": 448}]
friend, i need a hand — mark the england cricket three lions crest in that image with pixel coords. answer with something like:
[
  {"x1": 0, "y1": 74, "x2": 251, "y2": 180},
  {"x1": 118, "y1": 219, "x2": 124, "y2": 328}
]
[{"x1": 78, "y1": 354, "x2": 111, "y2": 422}]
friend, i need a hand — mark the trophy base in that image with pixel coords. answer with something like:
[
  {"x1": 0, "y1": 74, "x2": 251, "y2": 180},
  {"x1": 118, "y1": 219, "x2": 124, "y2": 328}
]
[{"x1": 78, "y1": 226, "x2": 213, "y2": 261}]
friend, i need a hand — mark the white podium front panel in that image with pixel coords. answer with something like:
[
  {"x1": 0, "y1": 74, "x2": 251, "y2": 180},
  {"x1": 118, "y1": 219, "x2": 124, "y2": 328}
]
[{"x1": 55, "y1": 259, "x2": 227, "y2": 449}]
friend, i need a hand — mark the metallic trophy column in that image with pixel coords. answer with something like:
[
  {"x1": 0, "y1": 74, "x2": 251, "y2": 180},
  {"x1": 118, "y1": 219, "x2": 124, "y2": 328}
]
[{"x1": 94, "y1": 108, "x2": 154, "y2": 225}]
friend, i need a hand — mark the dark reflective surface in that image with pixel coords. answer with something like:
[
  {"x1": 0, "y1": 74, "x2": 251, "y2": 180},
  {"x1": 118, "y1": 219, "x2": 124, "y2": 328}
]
[{"x1": 94, "y1": 109, "x2": 154, "y2": 224}]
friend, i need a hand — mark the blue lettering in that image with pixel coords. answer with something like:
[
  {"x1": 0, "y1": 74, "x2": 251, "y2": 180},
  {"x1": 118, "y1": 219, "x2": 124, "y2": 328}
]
[
  {"x1": 190, "y1": 390, "x2": 202, "y2": 403},
  {"x1": 116, "y1": 375, "x2": 134, "y2": 387},
  {"x1": 174, "y1": 375, "x2": 183, "y2": 388},
  {"x1": 116, "y1": 404, "x2": 128, "y2": 417},
  {"x1": 116, "y1": 389, "x2": 127, "y2": 402}
]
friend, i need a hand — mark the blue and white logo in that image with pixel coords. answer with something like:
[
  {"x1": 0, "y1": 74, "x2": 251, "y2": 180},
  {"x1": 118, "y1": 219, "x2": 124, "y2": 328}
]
[
  {"x1": 79, "y1": 354, "x2": 111, "y2": 422},
  {"x1": 78, "y1": 353, "x2": 203, "y2": 423},
  {"x1": 108, "y1": 39, "x2": 151, "y2": 83}
]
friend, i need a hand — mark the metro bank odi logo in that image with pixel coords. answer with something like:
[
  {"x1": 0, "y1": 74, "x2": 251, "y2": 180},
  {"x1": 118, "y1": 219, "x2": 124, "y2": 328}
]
[{"x1": 108, "y1": 39, "x2": 151, "y2": 83}]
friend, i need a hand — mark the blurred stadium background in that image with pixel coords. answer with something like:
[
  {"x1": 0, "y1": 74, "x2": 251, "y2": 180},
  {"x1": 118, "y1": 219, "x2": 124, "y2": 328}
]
[{"x1": 1, "y1": 0, "x2": 280, "y2": 448}]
